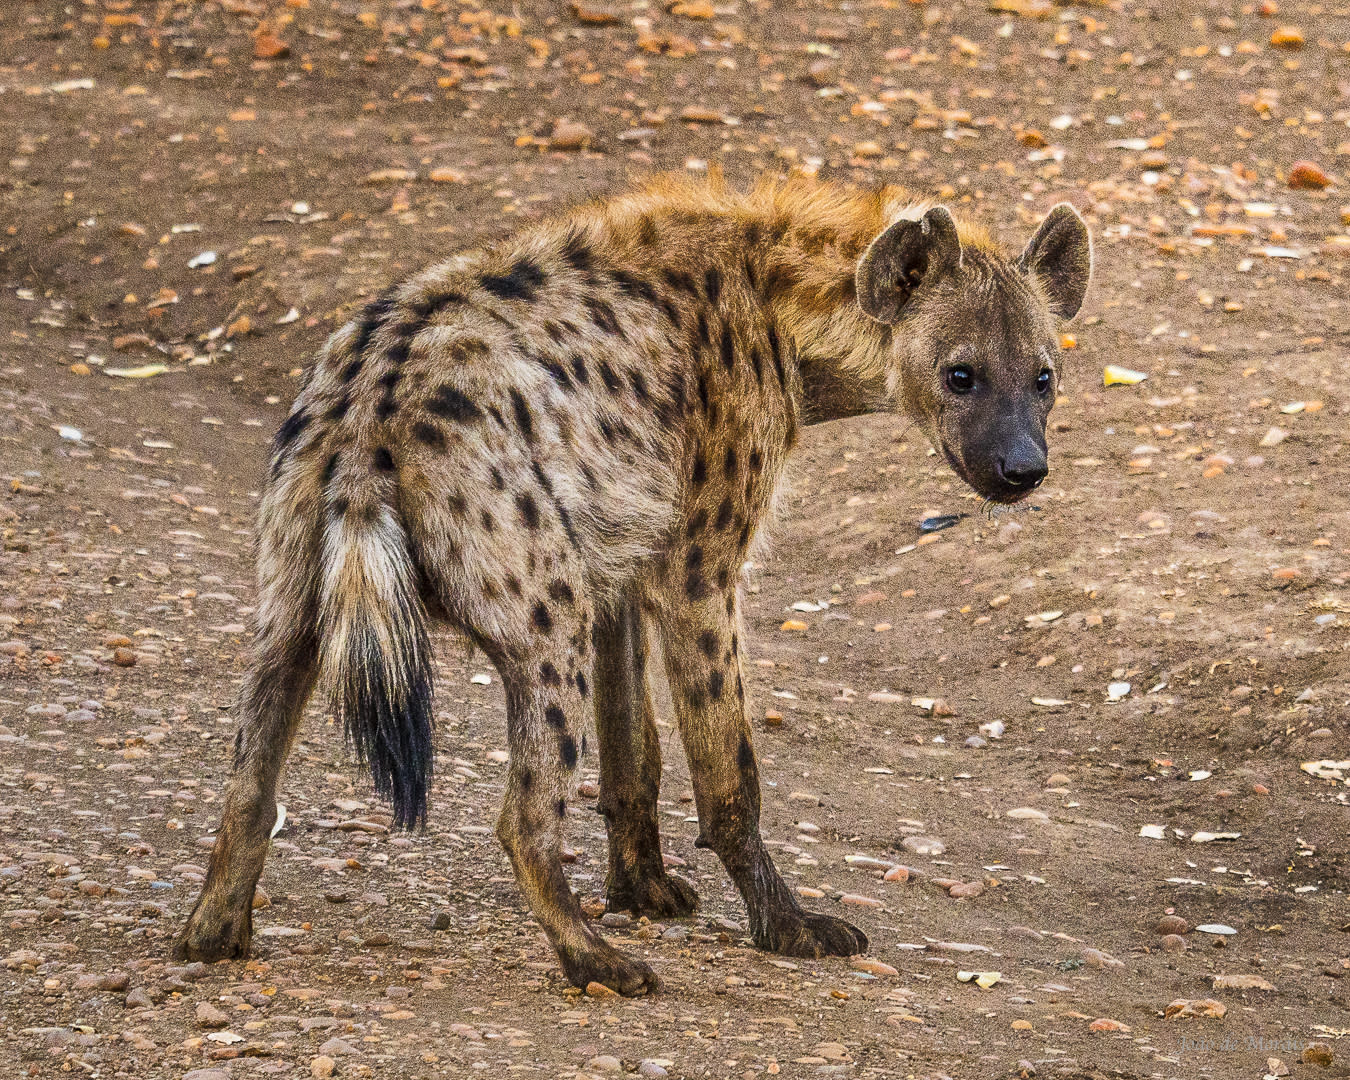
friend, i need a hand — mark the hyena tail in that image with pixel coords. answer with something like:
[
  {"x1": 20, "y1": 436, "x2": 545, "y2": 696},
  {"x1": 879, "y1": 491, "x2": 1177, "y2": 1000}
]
[{"x1": 319, "y1": 505, "x2": 434, "y2": 829}]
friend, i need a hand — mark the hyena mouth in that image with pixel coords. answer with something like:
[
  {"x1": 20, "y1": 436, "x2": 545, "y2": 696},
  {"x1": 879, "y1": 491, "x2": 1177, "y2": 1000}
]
[{"x1": 938, "y1": 443, "x2": 1039, "y2": 506}]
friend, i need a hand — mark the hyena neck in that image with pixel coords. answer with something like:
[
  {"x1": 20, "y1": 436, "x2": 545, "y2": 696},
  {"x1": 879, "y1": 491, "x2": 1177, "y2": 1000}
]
[{"x1": 760, "y1": 231, "x2": 895, "y2": 427}]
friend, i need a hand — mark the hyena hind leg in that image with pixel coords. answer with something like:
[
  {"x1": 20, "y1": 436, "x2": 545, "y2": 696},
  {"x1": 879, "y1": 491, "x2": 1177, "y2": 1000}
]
[
  {"x1": 593, "y1": 594, "x2": 699, "y2": 919},
  {"x1": 494, "y1": 630, "x2": 659, "y2": 996},
  {"x1": 176, "y1": 636, "x2": 318, "y2": 962}
]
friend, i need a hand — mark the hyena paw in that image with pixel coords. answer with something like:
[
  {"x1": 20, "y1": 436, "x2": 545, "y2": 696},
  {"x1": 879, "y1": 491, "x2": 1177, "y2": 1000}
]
[
  {"x1": 175, "y1": 902, "x2": 252, "y2": 963},
  {"x1": 763, "y1": 911, "x2": 868, "y2": 960},
  {"x1": 606, "y1": 871, "x2": 699, "y2": 920},
  {"x1": 558, "y1": 940, "x2": 659, "y2": 996}
]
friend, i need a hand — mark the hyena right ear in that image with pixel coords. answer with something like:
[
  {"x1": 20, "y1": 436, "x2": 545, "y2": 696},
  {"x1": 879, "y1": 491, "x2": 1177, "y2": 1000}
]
[{"x1": 855, "y1": 206, "x2": 963, "y2": 325}]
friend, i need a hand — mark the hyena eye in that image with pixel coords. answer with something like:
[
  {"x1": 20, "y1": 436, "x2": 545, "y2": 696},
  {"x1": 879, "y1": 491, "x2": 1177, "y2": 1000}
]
[
  {"x1": 945, "y1": 365, "x2": 976, "y2": 395},
  {"x1": 1036, "y1": 368, "x2": 1053, "y2": 395}
]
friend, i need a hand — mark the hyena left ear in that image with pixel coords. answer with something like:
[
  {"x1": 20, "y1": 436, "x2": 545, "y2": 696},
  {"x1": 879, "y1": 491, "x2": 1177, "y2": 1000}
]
[
  {"x1": 856, "y1": 206, "x2": 962, "y2": 325},
  {"x1": 1017, "y1": 203, "x2": 1092, "y2": 320}
]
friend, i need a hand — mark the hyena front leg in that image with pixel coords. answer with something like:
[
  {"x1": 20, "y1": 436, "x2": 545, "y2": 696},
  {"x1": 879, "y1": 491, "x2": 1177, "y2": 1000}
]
[
  {"x1": 653, "y1": 585, "x2": 868, "y2": 960},
  {"x1": 494, "y1": 610, "x2": 659, "y2": 996},
  {"x1": 593, "y1": 593, "x2": 699, "y2": 919},
  {"x1": 177, "y1": 634, "x2": 318, "y2": 961}
]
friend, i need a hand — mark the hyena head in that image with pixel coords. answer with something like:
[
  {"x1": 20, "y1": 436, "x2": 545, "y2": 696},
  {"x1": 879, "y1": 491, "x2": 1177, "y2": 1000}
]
[{"x1": 855, "y1": 203, "x2": 1092, "y2": 504}]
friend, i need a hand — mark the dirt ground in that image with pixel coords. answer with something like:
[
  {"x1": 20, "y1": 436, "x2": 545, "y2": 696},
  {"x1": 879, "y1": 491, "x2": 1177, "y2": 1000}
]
[{"x1": 2, "y1": 1, "x2": 1349, "y2": 1078}]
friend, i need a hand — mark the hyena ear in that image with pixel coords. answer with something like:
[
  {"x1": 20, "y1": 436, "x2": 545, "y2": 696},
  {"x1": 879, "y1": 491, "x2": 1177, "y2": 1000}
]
[
  {"x1": 855, "y1": 206, "x2": 962, "y2": 325},
  {"x1": 1017, "y1": 203, "x2": 1092, "y2": 320}
]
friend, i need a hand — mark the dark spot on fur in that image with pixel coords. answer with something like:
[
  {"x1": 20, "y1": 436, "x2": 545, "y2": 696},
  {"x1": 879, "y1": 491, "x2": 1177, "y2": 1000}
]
[
  {"x1": 736, "y1": 673, "x2": 745, "y2": 701},
  {"x1": 708, "y1": 670, "x2": 725, "y2": 701},
  {"x1": 598, "y1": 361, "x2": 622, "y2": 394},
  {"x1": 354, "y1": 293, "x2": 397, "y2": 355},
  {"x1": 761, "y1": 262, "x2": 800, "y2": 300},
  {"x1": 481, "y1": 510, "x2": 495, "y2": 533},
  {"x1": 715, "y1": 496, "x2": 734, "y2": 531},
  {"x1": 771, "y1": 336, "x2": 788, "y2": 387},
  {"x1": 694, "y1": 308, "x2": 710, "y2": 349},
  {"x1": 658, "y1": 295, "x2": 682, "y2": 330},
  {"x1": 509, "y1": 388, "x2": 535, "y2": 442},
  {"x1": 719, "y1": 324, "x2": 735, "y2": 371},
  {"x1": 686, "y1": 508, "x2": 708, "y2": 537},
  {"x1": 571, "y1": 356, "x2": 590, "y2": 386},
  {"x1": 629, "y1": 369, "x2": 650, "y2": 403},
  {"x1": 413, "y1": 421, "x2": 445, "y2": 451},
  {"x1": 505, "y1": 575, "x2": 523, "y2": 597},
  {"x1": 738, "y1": 735, "x2": 754, "y2": 773},
  {"x1": 556, "y1": 502, "x2": 581, "y2": 551},
  {"x1": 327, "y1": 396, "x2": 351, "y2": 422},
  {"x1": 738, "y1": 522, "x2": 752, "y2": 548},
  {"x1": 561, "y1": 229, "x2": 594, "y2": 274},
  {"x1": 521, "y1": 769, "x2": 533, "y2": 792},
  {"x1": 517, "y1": 492, "x2": 540, "y2": 529},
  {"x1": 685, "y1": 545, "x2": 704, "y2": 572},
  {"x1": 716, "y1": 567, "x2": 731, "y2": 590},
  {"x1": 685, "y1": 572, "x2": 708, "y2": 601},
  {"x1": 531, "y1": 461, "x2": 554, "y2": 496},
  {"x1": 429, "y1": 384, "x2": 481, "y2": 423},
  {"x1": 685, "y1": 686, "x2": 707, "y2": 710},
  {"x1": 696, "y1": 373, "x2": 710, "y2": 414},
  {"x1": 373, "y1": 446, "x2": 395, "y2": 472},
  {"x1": 703, "y1": 266, "x2": 722, "y2": 306},
  {"x1": 748, "y1": 343, "x2": 764, "y2": 385},
  {"x1": 636, "y1": 215, "x2": 659, "y2": 247},
  {"x1": 273, "y1": 409, "x2": 310, "y2": 456},
  {"x1": 548, "y1": 579, "x2": 574, "y2": 604},
  {"x1": 384, "y1": 334, "x2": 411, "y2": 368},
  {"x1": 450, "y1": 338, "x2": 490, "y2": 363},
  {"x1": 749, "y1": 449, "x2": 763, "y2": 474},
  {"x1": 698, "y1": 630, "x2": 718, "y2": 658},
  {"x1": 574, "y1": 671, "x2": 588, "y2": 698},
  {"x1": 340, "y1": 358, "x2": 363, "y2": 383},
  {"x1": 611, "y1": 268, "x2": 657, "y2": 305},
  {"x1": 321, "y1": 452, "x2": 340, "y2": 488},
  {"x1": 448, "y1": 492, "x2": 467, "y2": 516},
  {"x1": 691, "y1": 454, "x2": 707, "y2": 487},
  {"x1": 545, "y1": 704, "x2": 566, "y2": 730},
  {"x1": 662, "y1": 268, "x2": 699, "y2": 296},
  {"x1": 532, "y1": 602, "x2": 553, "y2": 634},
  {"x1": 376, "y1": 396, "x2": 398, "y2": 421},
  {"x1": 534, "y1": 354, "x2": 573, "y2": 390},
  {"x1": 560, "y1": 734, "x2": 578, "y2": 770},
  {"x1": 541, "y1": 662, "x2": 562, "y2": 687},
  {"x1": 490, "y1": 468, "x2": 506, "y2": 491},
  {"x1": 556, "y1": 798, "x2": 567, "y2": 818},
  {"x1": 407, "y1": 288, "x2": 466, "y2": 320},
  {"x1": 481, "y1": 257, "x2": 547, "y2": 302},
  {"x1": 586, "y1": 296, "x2": 622, "y2": 336}
]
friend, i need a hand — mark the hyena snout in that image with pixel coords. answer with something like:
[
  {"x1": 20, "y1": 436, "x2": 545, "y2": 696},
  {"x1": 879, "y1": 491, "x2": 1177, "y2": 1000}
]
[{"x1": 994, "y1": 437, "x2": 1048, "y2": 493}]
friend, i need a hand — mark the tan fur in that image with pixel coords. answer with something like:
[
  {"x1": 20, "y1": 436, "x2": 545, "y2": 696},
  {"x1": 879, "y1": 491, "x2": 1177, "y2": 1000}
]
[{"x1": 177, "y1": 172, "x2": 1090, "y2": 994}]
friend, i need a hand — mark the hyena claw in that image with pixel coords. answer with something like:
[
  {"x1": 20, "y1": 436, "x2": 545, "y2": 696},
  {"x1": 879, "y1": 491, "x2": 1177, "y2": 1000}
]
[
  {"x1": 606, "y1": 871, "x2": 700, "y2": 920},
  {"x1": 558, "y1": 941, "x2": 660, "y2": 996}
]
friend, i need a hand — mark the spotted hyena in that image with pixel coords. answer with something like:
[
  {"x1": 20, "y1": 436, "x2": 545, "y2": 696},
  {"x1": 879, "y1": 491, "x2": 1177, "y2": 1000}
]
[{"x1": 177, "y1": 173, "x2": 1091, "y2": 994}]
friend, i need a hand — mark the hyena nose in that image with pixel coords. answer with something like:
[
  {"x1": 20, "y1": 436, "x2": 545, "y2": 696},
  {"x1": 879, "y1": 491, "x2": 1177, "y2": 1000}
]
[{"x1": 997, "y1": 448, "x2": 1048, "y2": 490}]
